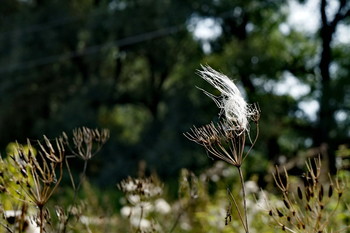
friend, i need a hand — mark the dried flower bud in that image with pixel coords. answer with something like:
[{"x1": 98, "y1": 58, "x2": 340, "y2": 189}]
[
  {"x1": 328, "y1": 185, "x2": 333, "y2": 198},
  {"x1": 297, "y1": 186, "x2": 303, "y2": 200},
  {"x1": 277, "y1": 209, "x2": 284, "y2": 217},
  {"x1": 269, "y1": 210, "x2": 273, "y2": 216},
  {"x1": 283, "y1": 199, "x2": 290, "y2": 209},
  {"x1": 319, "y1": 185, "x2": 324, "y2": 202}
]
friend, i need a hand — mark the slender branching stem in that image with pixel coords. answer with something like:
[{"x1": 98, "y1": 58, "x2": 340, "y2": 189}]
[
  {"x1": 62, "y1": 159, "x2": 89, "y2": 233},
  {"x1": 243, "y1": 123, "x2": 259, "y2": 162},
  {"x1": 65, "y1": 155, "x2": 76, "y2": 190}
]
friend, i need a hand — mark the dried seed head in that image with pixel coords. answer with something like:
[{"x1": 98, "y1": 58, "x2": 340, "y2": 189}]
[
  {"x1": 283, "y1": 199, "x2": 290, "y2": 209},
  {"x1": 64, "y1": 127, "x2": 110, "y2": 160},
  {"x1": 277, "y1": 209, "x2": 284, "y2": 217},
  {"x1": 297, "y1": 186, "x2": 303, "y2": 200},
  {"x1": 319, "y1": 185, "x2": 324, "y2": 202},
  {"x1": 225, "y1": 203, "x2": 232, "y2": 226},
  {"x1": 305, "y1": 204, "x2": 312, "y2": 211},
  {"x1": 197, "y1": 65, "x2": 258, "y2": 132},
  {"x1": 306, "y1": 188, "x2": 311, "y2": 202},
  {"x1": 269, "y1": 210, "x2": 273, "y2": 216},
  {"x1": 328, "y1": 185, "x2": 333, "y2": 198}
]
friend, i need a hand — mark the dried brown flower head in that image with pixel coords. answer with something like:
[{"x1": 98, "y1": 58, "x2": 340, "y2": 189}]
[
  {"x1": 184, "y1": 121, "x2": 246, "y2": 167},
  {"x1": 63, "y1": 127, "x2": 110, "y2": 161}
]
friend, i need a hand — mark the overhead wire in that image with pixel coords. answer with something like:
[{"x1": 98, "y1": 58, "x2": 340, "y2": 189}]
[
  {"x1": 0, "y1": 24, "x2": 185, "y2": 74},
  {"x1": 0, "y1": 9, "x2": 110, "y2": 40},
  {"x1": 0, "y1": 8, "x2": 232, "y2": 75}
]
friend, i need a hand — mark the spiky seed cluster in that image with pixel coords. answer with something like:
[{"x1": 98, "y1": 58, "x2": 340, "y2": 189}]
[
  {"x1": 184, "y1": 121, "x2": 245, "y2": 167},
  {"x1": 9, "y1": 137, "x2": 65, "y2": 207},
  {"x1": 185, "y1": 65, "x2": 260, "y2": 167},
  {"x1": 118, "y1": 176, "x2": 163, "y2": 203},
  {"x1": 63, "y1": 127, "x2": 110, "y2": 161},
  {"x1": 0, "y1": 127, "x2": 110, "y2": 233},
  {"x1": 268, "y1": 157, "x2": 345, "y2": 232},
  {"x1": 0, "y1": 137, "x2": 65, "y2": 232},
  {"x1": 197, "y1": 65, "x2": 259, "y2": 132}
]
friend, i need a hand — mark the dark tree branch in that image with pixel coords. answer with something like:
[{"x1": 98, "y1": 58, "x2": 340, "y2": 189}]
[
  {"x1": 321, "y1": 0, "x2": 328, "y2": 25},
  {"x1": 330, "y1": 0, "x2": 350, "y2": 32}
]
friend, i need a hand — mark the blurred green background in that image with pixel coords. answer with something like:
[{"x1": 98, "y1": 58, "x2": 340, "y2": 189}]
[{"x1": 1, "y1": 0, "x2": 350, "y2": 186}]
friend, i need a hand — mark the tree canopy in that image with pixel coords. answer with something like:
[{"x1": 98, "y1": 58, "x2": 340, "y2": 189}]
[{"x1": 0, "y1": 0, "x2": 349, "y2": 184}]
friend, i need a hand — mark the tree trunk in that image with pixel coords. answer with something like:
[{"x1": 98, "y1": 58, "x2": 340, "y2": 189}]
[{"x1": 315, "y1": 0, "x2": 346, "y2": 174}]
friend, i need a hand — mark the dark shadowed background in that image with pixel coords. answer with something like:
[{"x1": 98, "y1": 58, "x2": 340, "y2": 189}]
[{"x1": 1, "y1": 0, "x2": 350, "y2": 186}]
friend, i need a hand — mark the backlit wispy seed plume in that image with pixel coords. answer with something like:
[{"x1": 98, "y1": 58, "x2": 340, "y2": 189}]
[
  {"x1": 185, "y1": 65, "x2": 261, "y2": 233},
  {"x1": 197, "y1": 65, "x2": 251, "y2": 132}
]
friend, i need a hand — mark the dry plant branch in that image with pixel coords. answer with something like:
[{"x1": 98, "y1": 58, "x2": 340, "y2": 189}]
[
  {"x1": 184, "y1": 65, "x2": 261, "y2": 233},
  {"x1": 60, "y1": 127, "x2": 110, "y2": 233},
  {"x1": 7, "y1": 136, "x2": 65, "y2": 233},
  {"x1": 267, "y1": 156, "x2": 346, "y2": 233}
]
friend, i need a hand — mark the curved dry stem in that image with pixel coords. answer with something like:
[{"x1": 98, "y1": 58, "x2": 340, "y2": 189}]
[
  {"x1": 243, "y1": 123, "x2": 259, "y2": 162},
  {"x1": 227, "y1": 188, "x2": 247, "y2": 232}
]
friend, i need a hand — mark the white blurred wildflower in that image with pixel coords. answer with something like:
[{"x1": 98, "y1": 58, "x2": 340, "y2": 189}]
[
  {"x1": 120, "y1": 206, "x2": 132, "y2": 218},
  {"x1": 244, "y1": 180, "x2": 259, "y2": 194},
  {"x1": 130, "y1": 218, "x2": 151, "y2": 230},
  {"x1": 127, "y1": 194, "x2": 141, "y2": 204},
  {"x1": 3, "y1": 210, "x2": 40, "y2": 233},
  {"x1": 154, "y1": 198, "x2": 171, "y2": 214},
  {"x1": 197, "y1": 65, "x2": 253, "y2": 132}
]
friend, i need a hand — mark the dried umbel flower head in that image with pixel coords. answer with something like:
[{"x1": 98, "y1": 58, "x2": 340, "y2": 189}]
[
  {"x1": 63, "y1": 127, "x2": 110, "y2": 161},
  {"x1": 9, "y1": 138, "x2": 65, "y2": 206},
  {"x1": 2, "y1": 137, "x2": 66, "y2": 233},
  {"x1": 197, "y1": 65, "x2": 260, "y2": 132},
  {"x1": 185, "y1": 66, "x2": 260, "y2": 233},
  {"x1": 118, "y1": 176, "x2": 163, "y2": 203},
  {"x1": 185, "y1": 66, "x2": 261, "y2": 167},
  {"x1": 184, "y1": 121, "x2": 246, "y2": 167}
]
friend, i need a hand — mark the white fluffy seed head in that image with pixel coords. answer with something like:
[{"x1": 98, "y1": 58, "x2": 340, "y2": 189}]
[{"x1": 197, "y1": 65, "x2": 249, "y2": 131}]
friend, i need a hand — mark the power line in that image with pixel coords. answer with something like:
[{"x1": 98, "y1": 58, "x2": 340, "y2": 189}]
[
  {"x1": 0, "y1": 9, "x2": 110, "y2": 40},
  {"x1": 0, "y1": 9, "x2": 235, "y2": 75},
  {"x1": 0, "y1": 25, "x2": 185, "y2": 74}
]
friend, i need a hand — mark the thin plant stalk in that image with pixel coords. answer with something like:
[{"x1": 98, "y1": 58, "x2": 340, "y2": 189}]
[
  {"x1": 237, "y1": 166, "x2": 249, "y2": 233},
  {"x1": 61, "y1": 159, "x2": 89, "y2": 233},
  {"x1": 39, "y1": 205, "x2": 44, "y2": 233},
  {"x1": 243, "y1": 123, "x2": 259, "y2": 163},
  {"x1": 227, "y1": 188, "x2": 246, "y2": 232}
]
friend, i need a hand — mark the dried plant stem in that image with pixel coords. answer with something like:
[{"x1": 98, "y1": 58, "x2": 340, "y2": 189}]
[
  {"x1": 244, "y1": 123, "x2": 259, "y2": 162},
  {"x1": 237, "y1": 166, "x2": 249, "y2": 233},
  {"x1": 169, "y1": 203, "x2": 188, "y2": 233},
  {"x1": 62, "y1": 159, "x2": 89, "y2": 233},
  {"x1": 227, "y1": 188, "x2": 246, "y2": 232},
  {"x1": 38, "y1": 205, "x2": 44, "y2": 233},
  {"x1": 169, "y1": 210, "x2": 182, "y2": 233}
]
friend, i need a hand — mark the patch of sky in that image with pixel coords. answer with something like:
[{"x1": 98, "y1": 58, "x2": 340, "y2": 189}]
[{"x1": 187, "y1": 15, "x2": 222, "y2": 53}]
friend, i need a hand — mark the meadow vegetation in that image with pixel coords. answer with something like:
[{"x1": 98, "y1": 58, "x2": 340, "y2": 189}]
[{"x1": 1, "y1": 67, "x2": 349, "y2": 233}]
